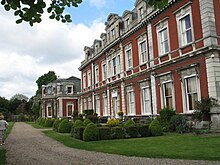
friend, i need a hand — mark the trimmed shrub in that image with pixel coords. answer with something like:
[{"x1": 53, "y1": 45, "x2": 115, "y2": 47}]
[
  {"x1": 111, "y1": 126, "x2": 125, "y2": 139},
  {"x1": 149, "y1": 119, "x2": 163, "y2": 136},
  {"x1": 137, "y1": 124, "x2": 150, "y2": 137},
  {"x1": 83, "y1": 119, "x2": 93, "y2": 126},
  {"x1": 35, "y1": 117, "x2": 42, "y2": 124},
  {"x1": 98, "y1": 127, "x2": 111, "y2": 140},
  {"x1": 58, "y1": 119, "x2": 72, "y2": 133},
  {"x1": 87, "y1": 114, "x2": 98, "y2": 124},
  {"x1": 124, "y1": 119, "x2": 135, "y2": 127},
  {"x1": 73, "y1": 119, "x2": 84, "y2": 128},
  {"x1": 125, "y1": 125, "x2": 139, "y2": 138},
  {"x1": 83, "y1": 123, "x2": 99, "y2": 141},
  {"x1": 72, "y1": 126, "x2": 85, "y2": 140},
  {"x1": 44, "y1": 118, "x2": 54, "y2": 127},
  {"x1": 53, "y1": 118, "x2": 62, "y2": 131},
  {"x1": 107, "y1": 118, "x2": 120, "y2": 127},
  {"x1": 158, "y1": 107, "x2": 176, "y2": 132},
  {"x1": 39, "y1": 118, "x2": 46, "y2": 126},
  {"x1": 170, "y1": 115, "x2": 189, "y2": 134}
]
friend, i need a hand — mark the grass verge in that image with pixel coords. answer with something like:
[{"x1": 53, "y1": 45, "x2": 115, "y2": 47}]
[
  {"x1": 43, "y1": 130, "x2": 220, "y2": 161},
  {"x1": 26, "y1": 122, "x2": 52, "y2": 129},
  {"x1": 0, "y1": 122, "x2": 15, "y2": 165}
]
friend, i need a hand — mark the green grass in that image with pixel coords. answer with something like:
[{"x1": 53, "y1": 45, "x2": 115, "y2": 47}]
[
  {"x1": 26, "y1": 122, "x2": 52, "y2": 129},
  {"x1": 43, "y1": 130, "x2": 220, "y2": 161},
  {"x1": 0, "y1": 122, "x2": 15, "y2": 165}
]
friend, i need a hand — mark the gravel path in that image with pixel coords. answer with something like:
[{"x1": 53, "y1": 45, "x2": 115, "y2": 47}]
[{"x1": 2, "y1": 122, "x2": 219, "y2": 165}]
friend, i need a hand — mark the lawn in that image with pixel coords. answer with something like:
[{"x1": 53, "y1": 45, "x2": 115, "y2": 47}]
[
  {"x1": 43, "y1": 130, "x2": 220, "y2": 161},
  {"x1": 0, "y1": 122, "x2": 15, "y2": 165}
]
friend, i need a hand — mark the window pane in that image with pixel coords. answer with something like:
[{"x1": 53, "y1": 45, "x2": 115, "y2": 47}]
[
  {"x1": 188, "y1": 93, "x2": 198, "y2": 110},
  {"x1": 186, "y1": 29, "x2": 192, "y2": 43},
  {"x1": 185, "y1": 15, "x2": 191, "y2": 29},
  {"x1": 187, "y1": 77, "x2": 196, "y2": 93}
]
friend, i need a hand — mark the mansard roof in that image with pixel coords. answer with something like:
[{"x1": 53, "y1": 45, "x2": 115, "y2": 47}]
[{"x1": 122, "y1": 10, "x2": 133, "y2": 17}]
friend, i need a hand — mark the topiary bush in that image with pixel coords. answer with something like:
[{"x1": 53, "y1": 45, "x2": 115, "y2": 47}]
[
  {"x1": 83, "y1": 123, "x2": 99, "y2": 141},
  {"x1": 44, "y1": 118, "x2": 54, "y2": 127},
  {"x1": 107, "y1": 118, "x2": 120, "y2": 127},
  {"x1": 71, "y1": 126, "x2": 85, "y2": 140},
  {"x1": 83, "y1": 119, "x2": 93, "y2": 126},
  {"x1": 111, "y1": 126, "x2": 126, "y2": 139},
  {"x1": 58, "y1": 119, "x2": 72, "y2": 133},
  {"x1": 136, "y1": 124, "x2": 150, "y2": 137},
  {"x1": 53, "y1": 118, "x2": 62, "y2": 131},
  {"x1": 39, "y1": 118, "x2": 46, "y2": 126},
  {"x1": 98, "y1": 127, "x2": 111, "y2": 140},
  {"x1": 149, "y1": 119, "x2": 163, "y2": 136},
  {"x1": 125, "y1": 125, "x2": 139, "y2": 138},
  {"x1": 124, "y1": 119, "x2": 135, "y2": 127},
  {"x1": 35, "y1": 117, "x2": 42, "y2": 125},
  {"x1": 73, "y1": 119, "x2": 83, "y2": 128},
  {"x1": 170, "y1": 115, "x2": 189, "y2": 134},
  {"x1": 158, "y1": 107, "x2": 176, "y2": 132}
]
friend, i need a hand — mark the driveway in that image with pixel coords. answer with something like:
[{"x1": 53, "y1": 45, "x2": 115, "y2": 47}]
[{"x1": 3, "y1": 122, "x2": 219, "y2": 165}]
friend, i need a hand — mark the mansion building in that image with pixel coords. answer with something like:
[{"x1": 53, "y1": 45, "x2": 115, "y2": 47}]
[
  {"x1": 78, "y1": 0, "x2": 220, "y2": 127},
  {"x1": 41, "y1": 76, "x2": 81, "y2": 118}
]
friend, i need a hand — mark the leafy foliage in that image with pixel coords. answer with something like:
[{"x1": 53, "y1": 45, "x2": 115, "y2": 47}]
[
  {"x1": 83, "y1": 123, "x2": 99, "y2": 141},
  {"x1": 124, "y1": 119, "x2": 135, "y2": 127},
  {"x1": 98, "y1": 127, "x2": 111, "y2": 140},
  {"x1": 36, "y1": 71, "x2": 57, "y2": 95},
  {"x1": 137, "y1": 124, "x2": 150, "y2": 137},
  {"x1": 125, "y1": 125, "x2": 139, "y2": 138},
  {"x1": 71, "y1": 126, "x2": 85, "y2": 140},
  {"x1": 1, "y1": 0, "x2": 82, "y2": 26},
  {"x1": 111, "y1": 126, "x2": 125, "y2": 139},
  {"x1": 158, "y1": 107, "x2": 176, "y2": 132},
  {"x1": 193, "y1": 97, "x2": 219, "y2": 121},
  {"x1": 149, "y1": 119, "x2": 163, "y2": 136},
  {"x1": 58, "y1": 119, "x2": 72, "y2": 133},
  {"x1": 170, "y1": 115, "x2": 189, "y2": 134},
  {"x1": 107, "y1": 118, "x2": 120, "y2": 127}
]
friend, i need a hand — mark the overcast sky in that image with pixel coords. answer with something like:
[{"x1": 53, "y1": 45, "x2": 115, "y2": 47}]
[{"x1": 0, "y1": 0, "x2": 135, "y2": 100}]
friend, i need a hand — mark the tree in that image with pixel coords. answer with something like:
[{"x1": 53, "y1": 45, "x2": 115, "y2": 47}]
[
  {"x1": 36, "y1": 71, "x2": 57, "y2": 95},
  {"x1": 10, "y1": 93, "x2": 29, "y2": 101},
  {"x1": 0, "y1": 96, "x2": 9, "y2": 115},
  {"x1": 1, "y1": 0, "x2": 82, "y2": 26},
  {"x1": 1, "y1": 0, "x2": 168, "y2": 26}
]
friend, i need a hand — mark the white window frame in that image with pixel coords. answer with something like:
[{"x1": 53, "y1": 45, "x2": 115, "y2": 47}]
[
  {"x1": 66, "y1": 85, "x2": 73, "y2": 94},
  {"x1": 46, "y1": 104, "x2": 52, "y2": 118},
  {"x1": 83, "y1": 72, "x2": 86, "y2": 89},
  {"x1": 138, "y1": 39, "x2": 148, "y2": 64},
  {"x1": 126, "y1": 18, "x2": 130, "y2": 28},
  {"x1": 108, "y1": 60, "x2": 112, "y2": 78},
  {"x1": 176, "y1": 7, "x2": 194, "y2": 47},
  {"x1": 66, "y1": 103, "x2": 74, "y2": 117},
  {"x1": 184, "y1": 74, "x2": 200, "y2": 112},
  {"x1": 88, "y1": 70, "x2": 91, "y2": 87},
  {"x1": 102, "y1": 94, "x2": 108, "y2": 116},
  {"x1": 95, "y1": 96, "x2": 100, "y2": 116},
  {"x1": 125, "y1": 48, "x2": 133, "y2": 70},
  {"x1": 112, "y1": 57, "x2": 117, "y2": 75},
  {"x1": 102, "y1": 63, "x2": 107, "y2": 80},
  {"x1": 95, "y1": 66, "x2": 99, "y2": 84},
  {"x1": 158, "y1": 27, "x2": 169, "y2": 55},
  {"x1": 161, "y1": 80, "x2": 174, "y2": 108},
  {"x1": 141, "y1": 86, "x2": 151, "y2": 115},
  {"x1": 88, "y1": 97, "x2": 92, "y2": 110},
  {"x1": 117, "y1": 54, "x2": 121, "y2": 74},
  {"x1": 127, "y1": 86, "x2": 135, "y2": 115},
  {"x1": 83, "y1": 98, "x2": 87, "y2": 110}
]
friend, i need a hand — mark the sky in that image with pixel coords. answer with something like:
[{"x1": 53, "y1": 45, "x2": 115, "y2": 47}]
[{"x1": 0, "y1": 0, "x2": 136, "y2": 100}]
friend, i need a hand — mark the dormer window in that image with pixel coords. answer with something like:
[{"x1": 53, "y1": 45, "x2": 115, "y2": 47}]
[
  {"x1": 139, "y1": 7, "x2": 144, "y2": 19},
  {"x1": 66, "y1": 86, "x2": 73, "y2": 94},
  {"x1": 111, "y1": 28, "x2": 115, "y2": 36},
  {"x1": 126, "y1": 18, "x2": 130, "y2": 27}
]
